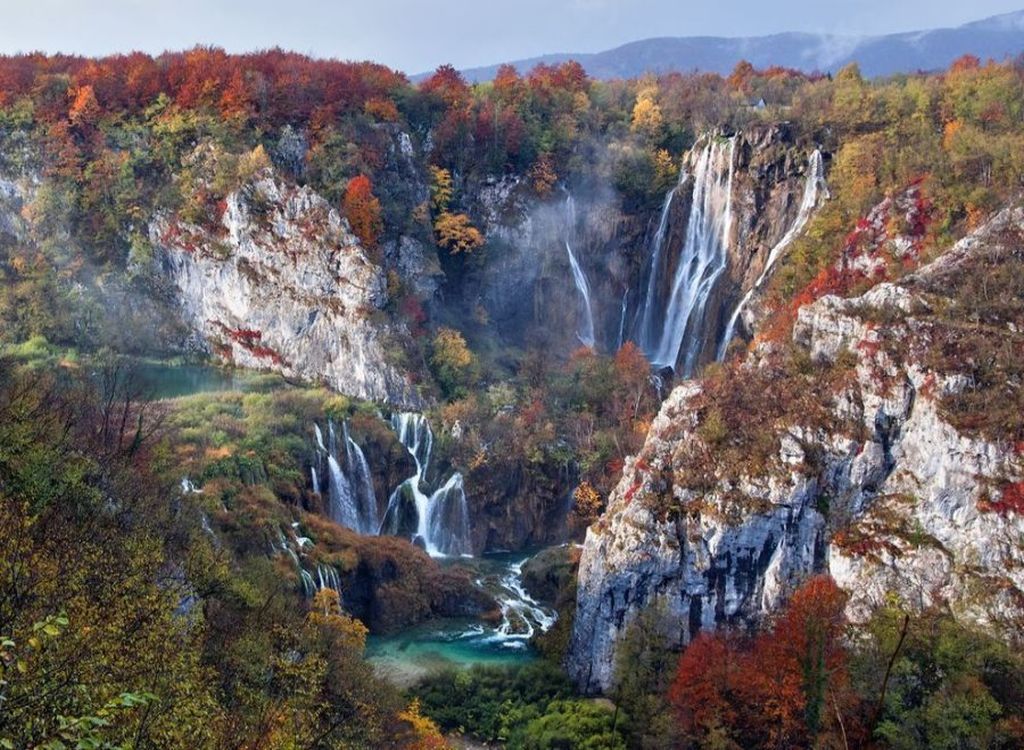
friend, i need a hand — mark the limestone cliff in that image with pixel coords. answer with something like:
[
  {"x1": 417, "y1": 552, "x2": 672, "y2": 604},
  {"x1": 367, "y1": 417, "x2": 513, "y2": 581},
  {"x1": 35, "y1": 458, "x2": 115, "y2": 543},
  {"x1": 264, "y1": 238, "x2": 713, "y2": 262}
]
[
  {"x1": 153, "y1": 171, "x2": 422, "y2": 407},
  {"x1": 568, "y1": 202, "x2": 1024, "y2": 693}
]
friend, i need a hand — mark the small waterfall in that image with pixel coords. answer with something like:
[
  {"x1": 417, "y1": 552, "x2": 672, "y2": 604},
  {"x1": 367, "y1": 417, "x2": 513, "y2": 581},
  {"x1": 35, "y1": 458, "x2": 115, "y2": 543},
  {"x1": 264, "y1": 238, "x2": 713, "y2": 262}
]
[
  {"x1": 381, "y1": 413, "x2": 472, "y2": 557},
  {"x1": 316, "y1": 563, "x2": 341, "y2": 593},
  {"x1": 327, "y1": 453, "x2": 359, "y2": 530},
  {"x1": 485, "y1": 558, "x2": 558, "y2": 648},
  {"x1": 717, "y1": 149, "x2": 828, "y2": 358},
  {"x1": 300, "y1": 569, "x2": 316, "y2": 597},
  {"x1": 616, "y1": 288, "x2": 630, "y2": 350},
  {"x1": 563, "y1": 193, "x2": 596, "y2": 349},
  {"x1": 315, "y1": 420, "x2": 379, "y2": 535},
  {"x1": 180, "y1": 477, "x2": 203, "y2": 494},
  {"x1": 647, "y1": 136, "x2": 737, "y2": 375},
  {"x1": 426, "y1": 473, "x2": 472, "y2": 557},
  {"x1": 345, "y1": 429, "x2": 378, "y2": 533},
  {"x1": 634, "y1": 165, "x2": 686, "y2": 353}
]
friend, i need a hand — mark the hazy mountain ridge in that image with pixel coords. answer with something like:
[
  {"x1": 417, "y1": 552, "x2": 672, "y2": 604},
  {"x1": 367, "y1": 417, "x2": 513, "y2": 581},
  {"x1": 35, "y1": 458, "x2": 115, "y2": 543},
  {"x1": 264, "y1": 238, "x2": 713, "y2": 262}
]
[{"x1": 440, "y1": 9, "x2": 1024, "y2": 82}]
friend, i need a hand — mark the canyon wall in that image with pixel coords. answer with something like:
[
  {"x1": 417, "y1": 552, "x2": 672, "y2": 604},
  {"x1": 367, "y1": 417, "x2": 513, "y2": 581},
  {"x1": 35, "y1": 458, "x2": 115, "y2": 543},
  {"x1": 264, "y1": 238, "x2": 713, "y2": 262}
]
[{"x1": 568, "y1": 201, "x2": 1024, "y2": 693}]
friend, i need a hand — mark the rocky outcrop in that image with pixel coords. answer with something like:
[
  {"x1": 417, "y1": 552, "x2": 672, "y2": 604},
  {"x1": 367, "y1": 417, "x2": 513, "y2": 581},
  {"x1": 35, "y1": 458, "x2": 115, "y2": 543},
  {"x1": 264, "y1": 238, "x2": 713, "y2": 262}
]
[
  {"x1": 568, "y1": 204, "x2": 1024, "y2": 693},
  {"x1": 153, "y1": 171, "x2": 422, "y2": 407}
]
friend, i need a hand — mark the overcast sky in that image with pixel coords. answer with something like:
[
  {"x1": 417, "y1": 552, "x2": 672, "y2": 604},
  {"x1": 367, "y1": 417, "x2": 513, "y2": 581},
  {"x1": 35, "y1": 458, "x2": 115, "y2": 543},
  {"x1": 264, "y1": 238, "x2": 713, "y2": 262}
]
[{"x1": 1, "y1": 0, "x2": 1022, "y2": 73}]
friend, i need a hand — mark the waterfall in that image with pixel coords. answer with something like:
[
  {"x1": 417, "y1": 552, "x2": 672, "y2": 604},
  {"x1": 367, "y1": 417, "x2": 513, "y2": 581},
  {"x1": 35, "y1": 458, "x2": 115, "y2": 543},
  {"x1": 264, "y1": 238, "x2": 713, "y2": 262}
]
[
  {"x1": 380, "y1": 413, "x2": 473, "y2": 557},
  {"x1": 345, "y1": 429, "x2": 378, "y2": 534},
  {"x1": 327, "y1": 453, "x2": 359, "y2": 530},
  {"x1": 616, "y1": 289, "x2": 629, "y2": 350},
  {"x1": 485, "y1": 558, "x2": 558, "y2": 647},
  {"x1": 646, "y1": 136, "x2": 737, "y2": 375},
  {"x1": 316, "y1": 563, "x2": 341, "y2": 593},
  {"x1": 717, "y1": 149, "x2": 828, "y2": 358},
  {"x1": 426, "y1": 473, "x2": 472, "y2": 557},
  {"x1": 634, "y1": 165, "x2": 686, "y2": 353},
  {"x1": 315, "y1": 420, "x2": 379, "y2": 535},
  {"x1": 563, "y1": 193, "x2": 596, "y2": 349}
]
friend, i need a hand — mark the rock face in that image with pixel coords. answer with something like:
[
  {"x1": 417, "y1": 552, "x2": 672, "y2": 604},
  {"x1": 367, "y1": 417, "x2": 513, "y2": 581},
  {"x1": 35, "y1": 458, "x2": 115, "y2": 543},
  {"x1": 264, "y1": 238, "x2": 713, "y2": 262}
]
[
  {"x1": 568, "y1": 204, "x2": 1024, "y2": 694},
  {"x1": 153, "y1": 171, "x2": 421, "y2": 407}
]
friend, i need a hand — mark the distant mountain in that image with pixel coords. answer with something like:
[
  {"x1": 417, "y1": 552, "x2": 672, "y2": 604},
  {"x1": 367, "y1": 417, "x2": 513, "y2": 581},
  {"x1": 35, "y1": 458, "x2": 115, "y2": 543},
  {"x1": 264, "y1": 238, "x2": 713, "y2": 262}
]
[{"x1": 434, "y1": 10, "x2": 1024, "y2": 82}]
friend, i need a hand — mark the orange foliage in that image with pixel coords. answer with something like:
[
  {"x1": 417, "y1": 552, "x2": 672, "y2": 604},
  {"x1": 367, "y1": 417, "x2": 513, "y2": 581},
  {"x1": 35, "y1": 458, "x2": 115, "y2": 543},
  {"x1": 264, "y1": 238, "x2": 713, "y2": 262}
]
[
  {"x1": 364, "y1": 95, "x2": 399, "y2": 122},
  {"x1": 0, "y1": 47, "x2": 409, "y2": 128},
  {"x1": 68, "y1": 84, "x2": 100, "y2": 127},
  {"x1": 342, "y1": 175, "x2": 383, "y2": 250},
  {"x1": 669, "y1": 576, "x2": 863, "y2": 748}
]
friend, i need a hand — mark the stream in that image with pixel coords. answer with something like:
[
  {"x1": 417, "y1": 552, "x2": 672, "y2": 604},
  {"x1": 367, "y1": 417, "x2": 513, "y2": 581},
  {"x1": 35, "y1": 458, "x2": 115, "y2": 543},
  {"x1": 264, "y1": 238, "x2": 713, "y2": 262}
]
[{"x1": 366, "y1": 551, "x2": 558, "y2": 687}]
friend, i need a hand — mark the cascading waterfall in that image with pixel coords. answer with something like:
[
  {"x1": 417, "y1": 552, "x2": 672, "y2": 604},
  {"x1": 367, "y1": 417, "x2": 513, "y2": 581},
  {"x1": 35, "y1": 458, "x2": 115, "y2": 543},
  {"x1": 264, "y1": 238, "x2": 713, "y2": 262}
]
[
  {"x1": 563, "y1": 192, "x2": 596, "y2": 348},
  {"x1": 380, "y1": 412, "x2": 472, "y2": 557},
  {"x1": 616, "y1": 289, "x2": 630, "y2": 350},
  {"x1": 717, "y1": 149, "x2": 828, "y2": 358},
  {"x1": 646, "y1": 135, "x2": 737, "y2": 375},
  {"x1": 314, "y1": 419, "x2": 379, "y2": 535},
  {"x1": 634, "y1": 164, "x2": 687, "y2": 353},
  {"x1": 485, "y1": 558, "x2": 558, "y2": 647},
  {"x1": 274, "y1": 524, "x2": 340, "y2": 598},
  {"x1": 343, "y1": 422, "x2": 378, "y2": 531}
]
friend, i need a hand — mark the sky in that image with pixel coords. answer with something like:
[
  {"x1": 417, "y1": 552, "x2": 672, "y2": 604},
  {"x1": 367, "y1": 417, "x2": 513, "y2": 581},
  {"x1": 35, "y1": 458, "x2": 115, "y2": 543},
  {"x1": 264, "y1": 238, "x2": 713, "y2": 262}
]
[{"x1": 0, "y1": 0, "x2": 1022, "y2": 74}]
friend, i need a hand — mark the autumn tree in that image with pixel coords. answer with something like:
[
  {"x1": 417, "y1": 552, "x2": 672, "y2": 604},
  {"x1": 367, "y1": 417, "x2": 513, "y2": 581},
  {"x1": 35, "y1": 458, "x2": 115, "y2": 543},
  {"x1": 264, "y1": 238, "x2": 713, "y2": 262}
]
[
  {"x1": 631, "y1": 81, "x2": 664, "y2": 141},
  {"x1": 572, "y1": 481, "x2": 603, "y2": 522},
  {"x1": 343, "y1": 174, "x2": 384, "y2": 250},
  {"x1": 429, "y1": 165, "x2": 454, "y2": 213},
  {"x1": 430, "y1": 327, "x2": 479, "y2": 399},
  {"x1": 434, "y1": 211, "x2": 485, "y2": 254},
  {"x1": 669, "y1": 576, "x2": 861, "y2": 748}
]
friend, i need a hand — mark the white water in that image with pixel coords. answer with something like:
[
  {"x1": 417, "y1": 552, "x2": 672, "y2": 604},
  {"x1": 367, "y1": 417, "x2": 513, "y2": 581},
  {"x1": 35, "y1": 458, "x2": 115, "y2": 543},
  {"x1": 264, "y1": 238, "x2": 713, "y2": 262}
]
[
  {"x1": 616, "y1": 288, "x2": 629, "y2": 350},
  {"x1": 315, "y1": 420, "x2": 379, "y2": 535},
  {"x1": 485, "y1": 558, "x2": 558, "y2": 648},
  {"x1": 645, "y1": 136, "x2": 737, "y2": 375},
  {"x1": 563, "y1": 193, "x2": 596, "y2": 348},
  {"x1": 717, "y1": 149, "x2": 828, "y2": 358},
  {"x1": 344, "y1": 423, "x2": 379, "y2": 533},
  {"x1": 327, "y1": 453, "x2": 358, "y2": 530},
  {"x1": 275, "y1": 523, "x2": 340, "y2": 599},
  {"x1": 634, "y1": 164, "x2": 686, "y2": 353},
  {"x1": 380, "y1": 413, "x2": 472, "y2": 557}
]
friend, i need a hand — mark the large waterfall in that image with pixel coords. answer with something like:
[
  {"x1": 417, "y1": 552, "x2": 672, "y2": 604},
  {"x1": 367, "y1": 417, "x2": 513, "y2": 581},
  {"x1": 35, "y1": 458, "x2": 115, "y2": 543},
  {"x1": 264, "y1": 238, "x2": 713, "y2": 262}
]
[
  {"x1": 563, "y1": 192, "x2": 596, "y2": 348},
  {"x1": 639, "y1": 136, "x2": 737, "y2": 375},
  {"x1": 380, "y1": 413, "x2": 472, "y2": 557},
  {"x1": 312, "y1": 419, "x2": 379, "y2": 535},
  {"x1": 717, "y1": 149, "x2": 828, "y2": 358}
]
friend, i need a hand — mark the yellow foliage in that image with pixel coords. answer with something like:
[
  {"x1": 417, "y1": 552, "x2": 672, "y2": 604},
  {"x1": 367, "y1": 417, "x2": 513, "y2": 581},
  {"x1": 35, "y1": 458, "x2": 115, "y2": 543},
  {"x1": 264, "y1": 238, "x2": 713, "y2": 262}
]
[
  {"x1": 429, "y1": 166, "x2": 454, "y2": 214},
  {"x1": 631, "y1": 94, "x2": 664, "y2": 139},
  {"x1": 236, "y1": 144, "x2": 271, "y2": 183},
  {"x1": 573, "y1": 481, "x2": 604, "y2": 521},
  {"x1": 398, "y1": 699, "x2": 450, "y2": 749},
  {"x1": 653, "y1": 148, "x2": 677, "y2": 189},
  {"x1": 434, "y1": 212, "x2": 485, "y2": 254},
  {"x1": 307, "y1": 589, "x2": 368, "y2": 653}
]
